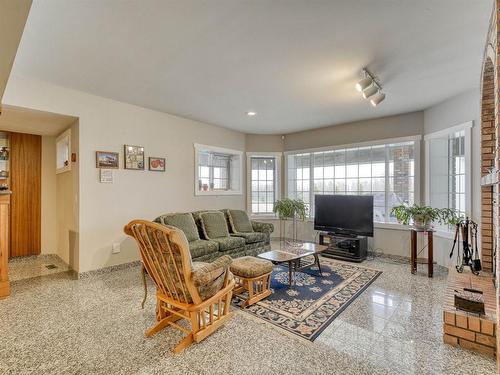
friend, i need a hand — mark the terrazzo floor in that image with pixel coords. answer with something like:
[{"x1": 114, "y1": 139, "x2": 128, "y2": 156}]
[
  {"x1": 0, "y1": 256, "x2": 496, "y2": 374},
  {"x1": 8, "y1": 254, "x2": 70, "y2": 282}
]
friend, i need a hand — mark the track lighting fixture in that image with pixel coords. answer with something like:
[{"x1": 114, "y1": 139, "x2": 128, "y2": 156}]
[
  {"x1": 355, "y1": 77, "x2": 372, "y2": 92},
  {"x1": 370, "y1": 92, "x2": 386, "y2": 107},
  {"x1": 362, "y1": 85, "x2": 378, "y2": 99},
  {"x1": 356, "y1": 68, "x2": 385, "y2": 106}
]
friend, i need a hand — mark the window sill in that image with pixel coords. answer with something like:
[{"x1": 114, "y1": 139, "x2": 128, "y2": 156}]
[
  {"x1": 195, "y1": 190, "x2": 242, "y2": 196},
  {"x1": 250, "y1": 214, "x2": 278, "y2": 220}
]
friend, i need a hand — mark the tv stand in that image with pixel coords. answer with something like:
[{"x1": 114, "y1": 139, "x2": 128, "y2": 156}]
[{"x1": 318, "y1": 232, "x2": 368, "y2": 262}]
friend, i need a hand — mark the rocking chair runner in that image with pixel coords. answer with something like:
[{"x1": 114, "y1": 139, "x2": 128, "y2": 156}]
[{"x1": 124, "y1": 220, "x2": 235, "y2": 353}]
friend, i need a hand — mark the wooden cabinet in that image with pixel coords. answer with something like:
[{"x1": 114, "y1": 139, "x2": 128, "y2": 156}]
[{"x1": 0, "y1": 193, "x2": 10, "y2": 298}]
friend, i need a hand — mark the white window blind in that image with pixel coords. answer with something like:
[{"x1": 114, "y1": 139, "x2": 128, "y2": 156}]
[
  {"x1": 195, "y1": 144, "x2": 242, "y2": 195},
  {"x1": 287, "y1": 140, "x2": 416, "y2": 223},
  {"x1": 427, "y1": 125, "x2": 470, "y2": 227}
]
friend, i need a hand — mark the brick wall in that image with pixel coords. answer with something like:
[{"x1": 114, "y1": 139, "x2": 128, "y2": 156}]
[
  {"x1": 443, "y1": 271, "x2": 497, "y2": 357},
  {"x1": 481, "y1": 59, "x2": 495, "y2": 273}
]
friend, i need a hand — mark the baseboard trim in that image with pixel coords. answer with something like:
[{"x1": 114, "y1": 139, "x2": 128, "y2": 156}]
[{"x1": 77, "y1": 260, "x2": 142, "y2": 279}]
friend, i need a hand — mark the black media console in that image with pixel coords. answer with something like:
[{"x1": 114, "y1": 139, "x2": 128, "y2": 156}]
[{"x1": 318, "y1": 232, "x2": 368, "y2": 262}]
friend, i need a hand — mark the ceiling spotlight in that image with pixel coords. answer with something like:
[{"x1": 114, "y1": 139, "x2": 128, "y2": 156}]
[
  {"x1": 362, "y1": 85, "x2": 378, "y2": 99},
  {"x1": 355, "y1": 77, "x2": 372, "y2": 92},
  {"x1": 370, "y1": 92, "x2": 386, "y2": 107},
  {"x1": 246, "y1": 111, "x2": 257, "y2": 116}
]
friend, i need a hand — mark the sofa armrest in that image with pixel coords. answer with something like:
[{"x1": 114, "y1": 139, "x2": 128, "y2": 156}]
[
  {"x1": 251, "y1": 220, "x2": 274, "y2": 234},
  {"x1": 191, "y1": 255, "x2": 232, "y2": 288}
]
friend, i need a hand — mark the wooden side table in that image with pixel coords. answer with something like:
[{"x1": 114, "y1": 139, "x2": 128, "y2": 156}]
[{"x1": 410, "y1": 228, "x2": 434, "y2": 278}]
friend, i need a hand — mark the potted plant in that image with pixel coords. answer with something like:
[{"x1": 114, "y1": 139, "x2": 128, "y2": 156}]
[
  {"x1": 391, "y1": 204, "x2": 461, "y2": 229},
  {"x1": 273, "y1": 198, "x2": 307, "y2": 246}
]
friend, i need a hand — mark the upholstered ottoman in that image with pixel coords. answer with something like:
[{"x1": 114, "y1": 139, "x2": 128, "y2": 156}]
[{"x1": 230, "y1": 256, "x2": 273, "y2": 307}]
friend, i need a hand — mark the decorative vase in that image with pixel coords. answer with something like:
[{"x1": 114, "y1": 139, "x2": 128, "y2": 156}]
[{"x1": 413, "y1": 215, "x2": 430, "y2": 230}]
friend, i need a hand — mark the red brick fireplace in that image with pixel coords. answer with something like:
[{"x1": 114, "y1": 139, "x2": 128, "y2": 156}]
[{"x1": 477, "y1": 0, "x2": 499, "y2": 360}]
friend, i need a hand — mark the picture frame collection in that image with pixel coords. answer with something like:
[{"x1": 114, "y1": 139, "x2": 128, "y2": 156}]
[{"x1": 96, "y1": 145, "x2": 165, "y2": 172}]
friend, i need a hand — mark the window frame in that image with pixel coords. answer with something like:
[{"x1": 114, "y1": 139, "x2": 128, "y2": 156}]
[
  {"x1": 284, "y1": 135, "x2": 421, "y2": 223},
  {"x1": 424, "y1": 121, "x2": 472, "y2": 234},
  {"x1": 194, "y1": 143, "x2": 243, "y2": 196},
  {"x1": 56, "y1": 128, "x2": 71, "y2": 174},
  {"x1": 246, "y1": 152, "x2": 282, "y2": 217}
]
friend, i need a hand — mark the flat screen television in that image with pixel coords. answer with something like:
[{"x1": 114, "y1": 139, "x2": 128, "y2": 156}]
[{"x1": 314, "y1": 195, "x2": 374, "y2": 237}]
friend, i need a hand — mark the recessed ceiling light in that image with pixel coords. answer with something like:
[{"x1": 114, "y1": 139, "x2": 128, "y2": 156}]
[{"x1": 246, "y1": 111, "x2": 257, "y2": 116}]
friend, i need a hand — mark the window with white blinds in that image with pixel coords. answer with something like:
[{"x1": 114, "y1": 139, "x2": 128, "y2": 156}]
[
  {"x1": 426, "y1": 123, "x2": 471, "y2": 229},
  {"x1": 195, "y1": 144, "x2": 242, "y2": 195},
  {"x1": 286, "y1": 139, "x2": 418, "y2": 223}
]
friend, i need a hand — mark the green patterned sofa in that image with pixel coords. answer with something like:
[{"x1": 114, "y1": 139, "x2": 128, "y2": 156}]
[{"x1": 154, "y1": 209, "x2": 273, "y2": 262}]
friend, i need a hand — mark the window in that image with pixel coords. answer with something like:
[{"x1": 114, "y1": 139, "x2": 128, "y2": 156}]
[
  {"x1": 194, "y1": 144, "x2": 242, "y2": 195},
  {"x1": 426, "y1": 122, "x2": 472, "y2": 229},
  {"x1": 56, "y1": 128, "x2": 71, "y2": 174},
  {"x1": 247, "y1": 153, "x2": 281, "y2": 215},
  {"x1": 286, "y1": 137, "x2": 419, "y2": 223}
]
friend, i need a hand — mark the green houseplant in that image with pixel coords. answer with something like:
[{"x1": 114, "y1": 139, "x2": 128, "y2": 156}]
[
  {"x1": 273, "y1": 198, "x2": 307, "y2": 245},
  {"x1": 391, "y1": 204, "x2": 461, "y2": 229}
]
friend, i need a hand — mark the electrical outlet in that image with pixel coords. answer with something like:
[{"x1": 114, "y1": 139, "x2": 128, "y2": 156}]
[{"x1": 112, "y1": 242, "x2": 121, "y2": 254}]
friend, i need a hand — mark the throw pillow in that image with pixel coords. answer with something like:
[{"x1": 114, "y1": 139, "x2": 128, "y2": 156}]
[
  {"x1": 228, "y1": 209, "x2": 254, "y2": 233},
  {"x1": 160, "y1": 213, "x2": 200, "y2": 242},
  {"x1": 200, "y1": 211, "x2": 230, "y2": 239}
]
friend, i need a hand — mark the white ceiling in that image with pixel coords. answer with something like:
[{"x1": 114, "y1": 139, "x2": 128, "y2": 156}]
[
  {"x1": 11, "y1": 0, "x2": 493, "y2": 134},
  {"x1": 0, "y1": 105, "x2": 77, "y2": 136}
]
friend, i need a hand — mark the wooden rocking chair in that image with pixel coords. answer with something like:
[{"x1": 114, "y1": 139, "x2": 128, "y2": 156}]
[{"x1": 124, "y1": 220, "x2": 235, "y2": 353}]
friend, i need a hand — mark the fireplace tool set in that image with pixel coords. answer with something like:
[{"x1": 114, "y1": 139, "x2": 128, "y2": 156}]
[
  {"x1": 449, "y1": 217, "x2": 485, "y2": 314},
  {"x1": 449, "y1": 217, "x2": 482, "y2": 275}
]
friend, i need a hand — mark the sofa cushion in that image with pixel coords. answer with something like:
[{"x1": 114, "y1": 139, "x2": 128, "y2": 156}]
[
  {"x1": 158, "y1": 213, "x2": 200, "y2": 242},
  {"x1": 231, "y1": 232, "x2": 266, "y2": 244},
  {"x1": 226, "y1": 209, "x2": 254, "y2": 233},
  {"x1": 188, "y1": 239, "x2": 219, "y2": 259},
  {"x1": 212, "y1": 236, "x2": 246, "y2": 252},
  {"x1": 200, "y1": 211, "x2": 230, "y2": 239}
]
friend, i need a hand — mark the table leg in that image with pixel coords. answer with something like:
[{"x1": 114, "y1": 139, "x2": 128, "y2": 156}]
[
  {"x1": 410, "y1": 230, "x2": 417, "y2": 274},
  {"x1": 288, "y1": 261, "x2": 293, "y2": 287},
  {"x1": 428, "y1": 232, "x2": 433, "y2": 278},
  {"x1": 314, "y1": 254, "x2": 323, "y2": 276}
]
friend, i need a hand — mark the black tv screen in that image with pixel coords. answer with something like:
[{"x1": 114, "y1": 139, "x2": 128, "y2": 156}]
[{"x1": 314, "y1": 195, "x2": 374, "y2": 237}]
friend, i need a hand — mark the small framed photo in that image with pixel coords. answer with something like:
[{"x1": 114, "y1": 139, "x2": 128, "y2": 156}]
[
  {"x1": 149, "y1": 157, "x2": 166, "y2": 172},
  {"x1": 96, "y1": 151, "x2": 119, "y2": 169},
  {"x1": 124, "y1": 145, "x2": 145, "y2": 170}
]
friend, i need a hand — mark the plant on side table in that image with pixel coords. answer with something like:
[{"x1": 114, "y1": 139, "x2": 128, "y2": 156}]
[
  {"x1": 273, "y1": 198, "x2": 307, "y2": 246},
  {"x1": 391, "y1": 204, "x2": 461, "y2": 230}
]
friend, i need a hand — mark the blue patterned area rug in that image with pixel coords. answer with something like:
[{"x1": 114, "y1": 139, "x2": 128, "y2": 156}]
[{"x1": 233, "y1": 257, "x2": 382, "y2": 341}]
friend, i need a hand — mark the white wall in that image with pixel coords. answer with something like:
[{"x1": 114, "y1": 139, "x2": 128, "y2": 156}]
[
  {"x1": 4, "y1": 75, "x2": 246, "y2": 272},
  {"x1": 41, "y1": 135, "x2": 57, "y2": 254}
]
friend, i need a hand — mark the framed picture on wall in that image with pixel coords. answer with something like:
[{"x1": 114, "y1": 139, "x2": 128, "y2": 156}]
[
  {"x1": 149, "y1": 157, "x2": 165, "y2": 172},
  {"x1": 96, "y1": 151, "x2": 119, "y2": 169},
  {"x1": 124, "y1": 145, "x2": 145, "y2": 170}
]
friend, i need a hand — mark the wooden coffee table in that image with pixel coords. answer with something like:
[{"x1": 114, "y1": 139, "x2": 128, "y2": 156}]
[{"x1": 257, "y1": 242, "x2": 328, "y2": 287}]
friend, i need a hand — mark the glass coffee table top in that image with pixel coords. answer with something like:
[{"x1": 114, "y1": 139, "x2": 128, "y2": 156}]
[
  {"x1": 258, "y1": 242, "x2": 327, "y2": 262},
  {"x1": 257, "y1": 243, "x2": 328, "y2": 287}
]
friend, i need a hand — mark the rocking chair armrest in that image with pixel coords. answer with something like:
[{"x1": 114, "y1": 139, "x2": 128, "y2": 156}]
[
  {"x1": 188, "y1": 277, "x2": 236, "y2": 311},
  {"x1": 191, "y1": 255, "x2": 233, "y2": 288}
]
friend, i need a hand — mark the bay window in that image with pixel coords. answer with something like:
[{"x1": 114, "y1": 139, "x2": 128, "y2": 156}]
[{"x1": 286, "y1": 137, "x2": 420, "y2": 223}]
